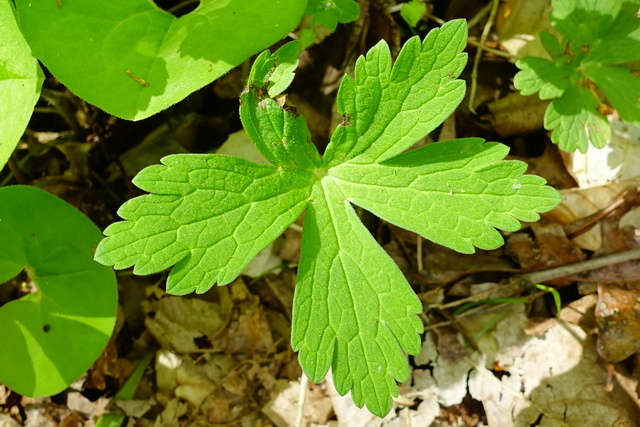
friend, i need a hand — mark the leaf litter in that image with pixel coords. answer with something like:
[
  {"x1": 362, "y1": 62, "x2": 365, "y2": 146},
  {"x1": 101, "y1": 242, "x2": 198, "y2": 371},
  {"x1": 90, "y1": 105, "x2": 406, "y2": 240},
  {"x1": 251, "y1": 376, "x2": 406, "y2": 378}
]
[{"x1": 3, "y1": 0, "x2": 640, "y2": 426}]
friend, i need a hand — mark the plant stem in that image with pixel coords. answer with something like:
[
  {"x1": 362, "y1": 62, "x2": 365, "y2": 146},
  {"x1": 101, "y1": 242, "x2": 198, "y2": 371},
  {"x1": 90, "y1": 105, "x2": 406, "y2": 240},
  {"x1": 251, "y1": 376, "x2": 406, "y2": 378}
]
[{"x1": 469, "y1": 0, "x2": 500, "y2": 115}]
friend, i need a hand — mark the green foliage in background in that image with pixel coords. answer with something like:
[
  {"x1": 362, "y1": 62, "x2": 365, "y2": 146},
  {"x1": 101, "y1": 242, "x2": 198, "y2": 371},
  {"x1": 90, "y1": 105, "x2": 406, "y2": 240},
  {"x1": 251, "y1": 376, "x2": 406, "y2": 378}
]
[
  {"x1": 14, "y1": 0, "x2": 307, "y2": 120},
  {"x1": 514, "y1": 0, "x2": 640, "y2": 153},
  {"x1": 95, "y1": 20, "x2": 561, "y2": 416},
  {"x1": 0, "y1": 186, "x2": 117, "y2": 397}
]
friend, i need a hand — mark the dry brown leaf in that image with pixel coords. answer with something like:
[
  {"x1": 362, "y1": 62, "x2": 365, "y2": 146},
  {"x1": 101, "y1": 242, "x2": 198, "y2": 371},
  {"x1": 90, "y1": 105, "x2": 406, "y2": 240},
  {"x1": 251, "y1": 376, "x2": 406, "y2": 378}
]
[{"x1": 596, "y1": 283, "x2": 640, "y2": 363}]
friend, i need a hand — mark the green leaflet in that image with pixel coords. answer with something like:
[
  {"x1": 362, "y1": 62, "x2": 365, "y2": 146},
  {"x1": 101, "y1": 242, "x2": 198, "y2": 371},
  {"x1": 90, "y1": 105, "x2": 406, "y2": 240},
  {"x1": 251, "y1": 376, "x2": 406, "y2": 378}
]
[
  {"x1": 293, "y1": 180, "x2": 423, "y2": 413},
  {"x1": 330, "y1": 138, "x2": 560, "y2": 254},
  {"x1": 514, "y1": 0, "x2": 640, "y2": 153},
  {"x1": 323, "y1": 20, "x2": 467, "y2": 166},
  {"x1": 95, "y1": 155, "x2": 313, "y2": 295},
  {"x1": 544, "y1": 85, "x2": 610, "y2": 152},
  {"x1": 96, "y1": 19, "x2": 561, "y2": 417}
]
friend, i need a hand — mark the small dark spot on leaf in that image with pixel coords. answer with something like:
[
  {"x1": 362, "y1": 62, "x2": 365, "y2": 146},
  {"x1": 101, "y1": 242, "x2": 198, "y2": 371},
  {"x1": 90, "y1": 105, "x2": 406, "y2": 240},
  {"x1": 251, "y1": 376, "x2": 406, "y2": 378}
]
[{"x1": 43, "y1": 324, "x2": 51, "y2": 333}]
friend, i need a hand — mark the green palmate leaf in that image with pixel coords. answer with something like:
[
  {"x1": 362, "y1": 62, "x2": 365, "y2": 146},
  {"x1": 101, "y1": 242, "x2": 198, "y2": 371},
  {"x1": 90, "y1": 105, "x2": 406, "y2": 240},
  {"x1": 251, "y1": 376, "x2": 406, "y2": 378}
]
[
  {"x1": 14, "y1": 0, "x2": 305, "y2": 120},
  {"x1": 0, "y1": 1, "x2": 43, "y2": 171},
  {"x1": 96, "y1": 19, "x2": 561, "y2": 416},
  {"x1": 513, "y1": 0, "x2": 640, "y2": 152}
]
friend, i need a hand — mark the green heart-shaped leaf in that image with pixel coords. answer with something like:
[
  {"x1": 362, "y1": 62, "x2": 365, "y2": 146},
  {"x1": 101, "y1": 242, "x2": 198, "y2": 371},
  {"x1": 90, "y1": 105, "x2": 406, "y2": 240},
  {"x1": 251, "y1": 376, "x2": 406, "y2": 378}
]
[
  {"x1": 0, "y1": 186, "x2": 117, "y2": 397},
  {"x1": 0, "y1": 1, "x2": 43, "y2": 171},
  {"x1": 15, "y1": 0, "x2": 306, "y2": 120}
]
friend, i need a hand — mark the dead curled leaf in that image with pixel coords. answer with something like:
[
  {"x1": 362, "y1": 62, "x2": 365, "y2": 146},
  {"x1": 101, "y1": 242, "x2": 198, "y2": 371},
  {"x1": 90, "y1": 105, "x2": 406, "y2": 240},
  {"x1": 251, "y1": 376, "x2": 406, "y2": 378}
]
[{"x1": 595, "y1": 283, "x2": 640, "y2": 363}]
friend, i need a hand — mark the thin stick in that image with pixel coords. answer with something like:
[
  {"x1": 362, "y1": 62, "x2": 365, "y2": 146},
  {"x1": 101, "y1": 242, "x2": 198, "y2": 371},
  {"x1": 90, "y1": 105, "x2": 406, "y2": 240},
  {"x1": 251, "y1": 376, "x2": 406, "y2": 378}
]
[
  {"x1": 518, "y1": 247, "x2": 640, "y2": 286},
  {"x1": 469, "y1": 0, "x2": 500, "y2": 114},
  {"x1": 416, "y1": 235, "x2": 424, "y2": 272},
  {"x1": 424, "y1": 12, "x2": 446, "y2": 26},
  {"x1": 295, "y1": 374, "x2": 309, "y2": 427},
  {"x1": 467, "y1": 38, "x2": 514, "y2": 59}
]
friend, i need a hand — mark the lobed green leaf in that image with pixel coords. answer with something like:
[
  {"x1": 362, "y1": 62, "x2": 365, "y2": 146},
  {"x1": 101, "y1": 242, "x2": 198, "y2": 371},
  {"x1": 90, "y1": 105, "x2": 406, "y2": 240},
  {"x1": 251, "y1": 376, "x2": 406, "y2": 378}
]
[
  {"x1": 323, "y1": 19, "x2": 468, "y2": 166},
  {"x1": 544, "y1": 86, "x2": 610, "y2": 153},
  {"x1": 514, "y1": 0, "x2": 640, "y2": 152},
  {"x1": 330, "y1": 138, "x2": 562, "y2": 254},
  {"x1": 95, "y1": 155, "x2": 313, "y2": 294},
  {"x1": 513, "y1": 56, "x2": 572, "y2": 99},
  {"x1": 292, "y1": 180, "x2": 422, "y2": 417},
  {"x1": 96, "y1": 21, "x2": 562, "y2": 417}
]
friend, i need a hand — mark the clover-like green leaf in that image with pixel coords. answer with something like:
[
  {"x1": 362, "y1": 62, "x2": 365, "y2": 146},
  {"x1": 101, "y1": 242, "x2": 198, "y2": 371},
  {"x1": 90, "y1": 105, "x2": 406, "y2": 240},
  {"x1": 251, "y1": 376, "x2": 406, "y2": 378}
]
[
  {"x1": 0, "y1": 1, "x2": 43, "y2": 171},
  {"x1": 96, "y1": 19, "x2": 561, "y2": 417},
  {"x1": 0, "y1": 186, "x2": 117, "y2": 397},
  {"x1": 14, "y1": 0, "x2": 305, "y2": 120},
  {"x1": 514, "y1": 0, "x2": 640, "y2": 153}
]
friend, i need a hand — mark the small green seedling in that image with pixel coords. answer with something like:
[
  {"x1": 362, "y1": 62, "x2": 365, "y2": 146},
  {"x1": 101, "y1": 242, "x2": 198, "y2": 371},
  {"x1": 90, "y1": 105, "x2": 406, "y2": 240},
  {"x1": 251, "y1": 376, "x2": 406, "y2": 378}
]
[
  {"x1": 95, "y1": 20, "x2": 561, "y2": 416},
  {"x1": 400, "y1": 0, "x2": 426, "y2": 28},
  {"x1": 0, "y1": 186, "x2": 117, "y2": 397},
  {"x1": 13, "y1": 0, "x2": 307, "y2": 120},
  {"x1": 301, "y1": 0, "x2": 360, "y2": 47},
  {"x1": 535, "y1": 283, "x2": 562, "y2": 316},
  {"x1": 0, "y1": 1, "x2": 43, "y2": 172},
  {"x1": 514, "y1": 0, "x2": 640, "y2": 153}
]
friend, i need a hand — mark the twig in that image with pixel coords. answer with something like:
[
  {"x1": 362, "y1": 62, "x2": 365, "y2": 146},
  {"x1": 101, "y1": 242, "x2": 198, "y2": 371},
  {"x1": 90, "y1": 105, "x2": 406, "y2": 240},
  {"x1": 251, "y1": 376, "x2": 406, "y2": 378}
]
[
  {"x1": 295, "y1": 374, "x2": 309, "y2": 427},
  {"x1": 166, "y1": 0, "x2": 198, "y2": 14},
  {"x1": 424, "y1": 247, "x2": 640, "y2": 332},
  {"x1": 518, "y1": 247, "x2": 640, "y2": 286},
  {"x1": 424, "y1": 12, "x2": 446, "y2": 26},
  {"x1": 416, "y1": 235, "x2": 424, "y2": 272},
  {"x1": 468, "y1": 0, "x2": 500, "y2": 114},
  {"x1": 467, "y1": 38, "x2": 514, "y2": 59}
]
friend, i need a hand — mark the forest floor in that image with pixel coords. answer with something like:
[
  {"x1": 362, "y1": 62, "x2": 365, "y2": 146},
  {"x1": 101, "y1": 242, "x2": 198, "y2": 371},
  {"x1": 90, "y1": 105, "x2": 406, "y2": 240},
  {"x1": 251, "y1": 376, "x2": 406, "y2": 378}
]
[{"x1": 2, "y1": 1, "x2": 640, "y2": 426}]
